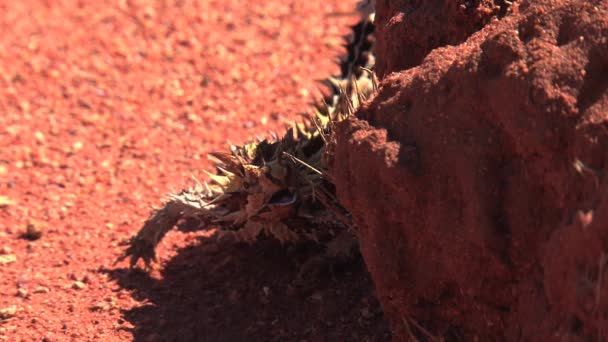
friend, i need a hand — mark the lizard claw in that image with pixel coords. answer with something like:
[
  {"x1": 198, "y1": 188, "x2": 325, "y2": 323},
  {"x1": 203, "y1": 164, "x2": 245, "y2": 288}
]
[
  {"x1": 116, "y1": 236, "x2": 157, "y2": 271},
  {"x1": 115, "y1": 199, "x2": 187, "y2": 271}
]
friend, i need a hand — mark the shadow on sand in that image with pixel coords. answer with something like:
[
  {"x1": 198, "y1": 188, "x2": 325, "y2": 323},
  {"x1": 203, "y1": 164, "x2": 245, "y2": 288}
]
[{"x1": 105, "y1": 234, "x2": 391, "y2": 341}]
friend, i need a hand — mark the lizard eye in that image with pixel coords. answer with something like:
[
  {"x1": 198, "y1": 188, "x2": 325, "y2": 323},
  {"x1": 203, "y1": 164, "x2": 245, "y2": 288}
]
[{"x1": 268, "y1": 190, "x2": 297, "y2": 206}]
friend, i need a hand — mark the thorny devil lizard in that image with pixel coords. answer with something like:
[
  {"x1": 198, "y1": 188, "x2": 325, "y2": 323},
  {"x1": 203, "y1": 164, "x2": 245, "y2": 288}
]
[{"x1": 118, "y1": 2, "x2": 377, "y2": 280}]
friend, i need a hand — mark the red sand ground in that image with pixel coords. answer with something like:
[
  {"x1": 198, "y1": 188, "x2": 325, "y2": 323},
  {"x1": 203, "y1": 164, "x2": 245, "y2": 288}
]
[{"x1": 0, "y1": 1, "x2": 390, "y2": 340}]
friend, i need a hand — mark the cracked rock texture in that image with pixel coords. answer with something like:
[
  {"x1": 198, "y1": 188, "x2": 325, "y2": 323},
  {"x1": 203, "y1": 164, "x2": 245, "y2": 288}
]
[{"x1": 334, "y1": 0, "x2": 608, "y2": 340}]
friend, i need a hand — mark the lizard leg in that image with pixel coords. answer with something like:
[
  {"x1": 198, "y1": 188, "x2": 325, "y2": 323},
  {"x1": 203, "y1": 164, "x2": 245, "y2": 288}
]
[
  {"x1": 117, "y1": 193, "x2": 205, "y2": 270},
  {"x1": 293, "y1": 229, "x2": 359, "y2": 291}
]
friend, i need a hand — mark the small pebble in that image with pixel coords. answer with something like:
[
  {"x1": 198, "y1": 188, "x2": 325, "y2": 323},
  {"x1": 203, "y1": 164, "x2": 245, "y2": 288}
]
[
  {"x1": 90, "y1": 302, "x2": 109, "y2": 312},
  {"x1": 72, "y1": 281, "x2": 86, "y2": 290},
  {"x1": 360, "y1": 307, "x2": 373, "y2": 319},
  {"x1": 34, "y1": 131, "x2": 45, "y2": 143},
  {"x1": 0, "y1": 254, "x2": 16, "y2": 265},
  {"x1": 16, "y1": 289, "x2": 29, "y2": 298},
  {"x1": 72, "y1": 141, "x2": 83, "y2": 152},
  {"x1": 310, "y1": 293, "x2": 323, "y2": 301},
  {"x1": 24, "y1": 220, "x2": 43, "y2": 240},
  {"x1": 33, "y1": 286, "x2": 50, "y2": 294},
  {"x1": 0, "y1": 306, "x2": 17, "y2": 320},
  {"x1": 0, "y1": 196, "x2": 15, "y2": 207}
]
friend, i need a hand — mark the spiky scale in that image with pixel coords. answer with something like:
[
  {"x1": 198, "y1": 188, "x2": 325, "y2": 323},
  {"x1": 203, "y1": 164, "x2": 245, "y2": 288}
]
[{"x1": 203, "y1": 170, "x2": 231, "y2": 187}]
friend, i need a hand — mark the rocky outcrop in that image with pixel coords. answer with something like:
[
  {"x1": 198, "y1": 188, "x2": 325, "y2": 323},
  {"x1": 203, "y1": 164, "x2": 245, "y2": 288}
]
[{"x1": 334, "y1": 0, "x2": 608, "y2": 340}]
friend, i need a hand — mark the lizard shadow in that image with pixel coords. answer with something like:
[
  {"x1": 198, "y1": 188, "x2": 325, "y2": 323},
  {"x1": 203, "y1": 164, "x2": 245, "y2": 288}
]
[{"x1": 104, "y1": 233, "x2": 391, "y2": 341}]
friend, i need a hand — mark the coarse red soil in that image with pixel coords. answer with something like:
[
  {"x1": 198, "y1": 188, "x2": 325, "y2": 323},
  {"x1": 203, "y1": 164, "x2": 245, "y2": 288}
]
[{"x1": 0, "y1": 1, "x2": 390, "y2": 341}]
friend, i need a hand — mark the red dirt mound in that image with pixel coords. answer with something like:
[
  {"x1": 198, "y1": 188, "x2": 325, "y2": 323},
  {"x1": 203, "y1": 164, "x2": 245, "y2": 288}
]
[
  {"x1": 374, "y1": 0, "x2": 511, "y2": 78},
  {"x1": 335, "y1": 0, "x2": 608, "y2": 340}
]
